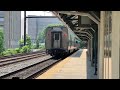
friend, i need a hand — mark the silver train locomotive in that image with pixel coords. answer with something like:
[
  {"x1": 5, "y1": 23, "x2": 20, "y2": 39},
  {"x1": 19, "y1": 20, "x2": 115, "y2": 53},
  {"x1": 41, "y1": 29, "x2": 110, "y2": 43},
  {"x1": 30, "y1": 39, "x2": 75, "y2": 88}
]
[{"x1": 45, "y1": 25, "x2": 80, "y2": 57}]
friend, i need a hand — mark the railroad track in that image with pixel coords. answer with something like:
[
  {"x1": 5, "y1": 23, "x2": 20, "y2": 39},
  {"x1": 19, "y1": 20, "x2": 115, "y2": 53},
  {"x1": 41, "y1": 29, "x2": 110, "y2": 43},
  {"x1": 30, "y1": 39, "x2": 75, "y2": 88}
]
[
  {"x1": 0, "y1": 50, "x2": 78, "y2": 79},
  {"x1": 0, "y1": 51, "x2": 47, "y2": 67},
  {"x1": 0, "y1": 50, "x2": 45, "y2": 59},
  {"x1": 0, "y1": 57, "x2": 62, "y2": 79}
]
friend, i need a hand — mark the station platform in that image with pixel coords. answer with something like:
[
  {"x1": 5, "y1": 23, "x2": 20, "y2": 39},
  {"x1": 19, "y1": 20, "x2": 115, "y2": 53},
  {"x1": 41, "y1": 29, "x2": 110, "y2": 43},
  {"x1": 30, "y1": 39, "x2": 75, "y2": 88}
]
[{"x1": 36, "y1": 49, "x2": 98, "y2": 79}]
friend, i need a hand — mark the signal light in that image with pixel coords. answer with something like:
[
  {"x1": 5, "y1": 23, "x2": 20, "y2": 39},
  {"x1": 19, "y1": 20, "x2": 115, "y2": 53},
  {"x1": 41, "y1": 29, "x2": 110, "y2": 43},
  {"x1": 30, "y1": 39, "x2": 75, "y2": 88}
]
[{"x1": 64, "y1": 33, "x2": 67, "y2": 37}]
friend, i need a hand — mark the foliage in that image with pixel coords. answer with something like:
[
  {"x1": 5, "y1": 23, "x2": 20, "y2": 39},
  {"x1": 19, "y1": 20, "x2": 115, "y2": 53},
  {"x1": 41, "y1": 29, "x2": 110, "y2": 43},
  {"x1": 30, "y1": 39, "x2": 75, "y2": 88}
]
[
  {"x1": 36, "y1": 29, "x2": 44, "y2": 48},
  {"x1": 45, "y1": 24, "x2": 64, "y2": 28},
  {"x1": 20, "y1": 45, "x2": 31, "y2": 53},
  {"x1": 39, "y1": 45, "x2": 45, "y2": 50},
  {"x1": 35, "y1": 39, "x2": 40, "y2": 49},
  {"x1": 1, "y1": 50, "x2": 11, "y2": 56},
  {"x1": 36, "y1": 24, "x2": 64, "y2": 49},
  {"x1": 1, "y1": 46, "x2": 31, "y2": 56},
  {"x1": 19, "y1": 39, "x2": 24, "y2": 48},
  {"x1": 2, "y1": 49, "x2": 17, "y2": 56},
  {"x1": 44, "y1": 24, "x2": 64, "y2": 35},
  {"x1": 0, "y1": 29, "x2": 4, "y2": 53},
  {"x1": 26, "y1": 34, "x2": 32, "y2": 49},
  {"x1": 17, "y1": 35, "x2": 32, "y2": 54},
  {"x1": 1, "y1": 34, "x2": 32, "y2": 56},
  {"x1": 19, "y1": 34, "x2": 32, "y2": 49},
  {"x1": 15, "y1": 48, "x2": 20, "y2": 53},
  {"x1": 31, "y1": 44, "x2": 37, "y2": 49}
]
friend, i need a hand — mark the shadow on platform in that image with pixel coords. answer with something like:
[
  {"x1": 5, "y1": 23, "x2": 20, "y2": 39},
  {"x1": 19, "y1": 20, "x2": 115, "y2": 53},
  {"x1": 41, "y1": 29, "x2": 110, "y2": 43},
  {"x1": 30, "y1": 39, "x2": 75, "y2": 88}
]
[
  {"x1": 69, "y1": 49, "x2": 83, "y2": 57},
  {"x1": 86, "y1": 51, "x2": 98, "y2": 79}
]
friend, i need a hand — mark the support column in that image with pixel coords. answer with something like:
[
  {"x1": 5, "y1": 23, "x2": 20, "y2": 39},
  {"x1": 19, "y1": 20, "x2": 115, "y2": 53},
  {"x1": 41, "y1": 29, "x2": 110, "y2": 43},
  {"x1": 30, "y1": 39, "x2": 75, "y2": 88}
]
[
  {"x1": 91, "y1": 37, "x2": 93, "y2": 62},
  {"x1": 94, "y1": 25, "x2": 98, "y2": 75},
  {"x1": 98, "y1": 11, "x2": 105, "y2": 79},
  {"x1": 88, "y1": 37, "x2": 92, "y2": 62},
  {"x1": 87, "y1": 40, "x2": 90, "y2": 59},
  {"x1": 92, "y1": 34, "x2": 94, "y2": 64},
  {"x1": 111, "y1": 11, "x2": 120, "y2": 79},
  {"x1": 4, "y1": 11, "x2": 21, "y2": 49}
]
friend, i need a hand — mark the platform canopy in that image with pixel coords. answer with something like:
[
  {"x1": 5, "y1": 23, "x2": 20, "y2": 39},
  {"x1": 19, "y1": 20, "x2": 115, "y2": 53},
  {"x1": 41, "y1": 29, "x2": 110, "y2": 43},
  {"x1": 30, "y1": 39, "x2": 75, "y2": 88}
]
[{"x1": 52, "y1": 11, "x2": 100, "y2": 42}]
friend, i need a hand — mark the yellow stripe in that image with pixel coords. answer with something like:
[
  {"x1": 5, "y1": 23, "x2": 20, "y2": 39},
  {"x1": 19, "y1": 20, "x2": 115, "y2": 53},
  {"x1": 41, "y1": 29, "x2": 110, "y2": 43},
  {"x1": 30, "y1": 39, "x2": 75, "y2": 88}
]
[
  {"x1": 36, "y1": 57, "x2": 71, "y2": 79},
  {"x1": 36, "y1": 50, "x2": 80, "y2": 79}
]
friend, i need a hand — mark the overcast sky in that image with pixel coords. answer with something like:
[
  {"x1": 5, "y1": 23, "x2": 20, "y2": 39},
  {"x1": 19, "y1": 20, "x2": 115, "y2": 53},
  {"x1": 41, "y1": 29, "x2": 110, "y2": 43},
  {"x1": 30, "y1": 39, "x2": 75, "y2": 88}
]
[
  {"x1": 21, "y1": 11, "x2": 54, "y2": 38},
  {"x1": 26, "y1": 11, "x2": 54, "y2": 16}
]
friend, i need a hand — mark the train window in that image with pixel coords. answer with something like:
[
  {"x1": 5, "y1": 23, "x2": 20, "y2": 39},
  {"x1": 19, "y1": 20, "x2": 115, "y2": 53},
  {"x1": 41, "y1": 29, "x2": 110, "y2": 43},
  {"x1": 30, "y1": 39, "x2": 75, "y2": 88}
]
[{"x1": 55, "y1": 33, "x2": 59, "y2": 40}]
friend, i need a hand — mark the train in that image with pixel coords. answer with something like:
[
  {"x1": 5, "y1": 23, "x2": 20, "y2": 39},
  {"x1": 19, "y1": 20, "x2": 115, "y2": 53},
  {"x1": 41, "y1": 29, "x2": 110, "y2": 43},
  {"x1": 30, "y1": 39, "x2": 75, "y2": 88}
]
[{"x1": 45, "y1": 25, "x2": 81, "y2": 57}]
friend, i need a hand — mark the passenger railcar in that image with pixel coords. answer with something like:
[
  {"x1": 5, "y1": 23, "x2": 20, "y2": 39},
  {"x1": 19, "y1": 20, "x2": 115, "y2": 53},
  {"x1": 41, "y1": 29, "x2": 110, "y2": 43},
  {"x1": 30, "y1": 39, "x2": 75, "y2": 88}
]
[{"x1": 45, "y1": 25, "x2": 80, "y2": 57}]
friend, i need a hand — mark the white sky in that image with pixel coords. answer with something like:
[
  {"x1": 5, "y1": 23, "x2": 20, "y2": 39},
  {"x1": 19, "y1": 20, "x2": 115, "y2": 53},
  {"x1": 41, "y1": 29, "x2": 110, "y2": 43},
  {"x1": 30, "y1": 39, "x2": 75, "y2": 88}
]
[
  {"x1": 21, "y1": 11, "x2": 54, "y2": 38},
  {"x1": 26, "y1": 11, "x2": 54, "y2": 16}
]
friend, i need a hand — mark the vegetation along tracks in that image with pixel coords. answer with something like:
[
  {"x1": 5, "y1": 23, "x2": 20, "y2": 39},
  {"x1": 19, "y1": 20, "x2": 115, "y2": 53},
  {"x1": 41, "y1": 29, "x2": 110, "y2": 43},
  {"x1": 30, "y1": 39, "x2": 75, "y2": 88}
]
[{"x1": 0, "y1": 50, "x2": 47, "y2": 67}]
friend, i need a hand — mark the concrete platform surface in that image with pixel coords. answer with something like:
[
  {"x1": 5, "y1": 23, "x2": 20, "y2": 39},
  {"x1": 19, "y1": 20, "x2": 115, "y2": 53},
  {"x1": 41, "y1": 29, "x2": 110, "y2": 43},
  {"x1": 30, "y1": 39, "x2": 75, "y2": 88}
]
[{"x1": 36, "y1": 49, "x2": 98, "y2": 79}]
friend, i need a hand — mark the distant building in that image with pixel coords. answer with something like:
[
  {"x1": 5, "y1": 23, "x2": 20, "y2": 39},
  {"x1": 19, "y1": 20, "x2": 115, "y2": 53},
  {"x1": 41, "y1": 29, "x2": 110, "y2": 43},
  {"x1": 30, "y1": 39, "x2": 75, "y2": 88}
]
[
  {"x1": 0, "y1": 11, "x2": 4, "y2": 29},
  {"x1": 0, "y1": 12, "x2": 63, "y2": 48},
  {"x1": 0, "y1": 11, "x2": 21, "y2": 49},
  {"x1": 4, "y1": 11, "x2": 21, "y2": 49},
  {"x1": 27, "y1": 16, "x2": 63, "y2": 44}
]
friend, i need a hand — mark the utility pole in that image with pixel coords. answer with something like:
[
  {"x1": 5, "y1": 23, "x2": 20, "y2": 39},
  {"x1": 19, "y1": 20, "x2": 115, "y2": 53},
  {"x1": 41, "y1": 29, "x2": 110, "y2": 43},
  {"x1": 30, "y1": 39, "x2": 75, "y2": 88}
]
[{"x1": 24, "y1": 11, "x2": 26, "y2": 46}]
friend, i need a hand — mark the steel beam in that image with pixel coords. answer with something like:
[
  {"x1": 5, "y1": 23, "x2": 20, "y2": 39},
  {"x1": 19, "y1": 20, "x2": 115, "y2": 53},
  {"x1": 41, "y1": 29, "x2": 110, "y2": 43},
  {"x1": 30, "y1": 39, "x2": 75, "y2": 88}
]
[
  {"x1": 54, "y1": 11, "x2": 100, "y2": 24},
  {"x1": 74, "y1": 31, "x2": 93, "y2": 38}
]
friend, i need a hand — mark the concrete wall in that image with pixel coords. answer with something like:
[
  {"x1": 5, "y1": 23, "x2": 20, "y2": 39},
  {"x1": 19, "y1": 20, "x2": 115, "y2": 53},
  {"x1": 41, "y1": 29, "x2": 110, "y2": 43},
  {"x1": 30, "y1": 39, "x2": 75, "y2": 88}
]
[
  {"x1": 27, "y1": 18, "x2": 37, "y2": 43},
  {"x1": 99, "y1": 11, "x2": 120, "y2": 79},
  {"x1": 4, "y1": 11, "x2": 21, "y2": 49},
  {"x1": 111, "y1": 11, "x2": 120, "y2": 79},
  {"x1": 27, "y1": 16, "x2": 62, "y2": 43}
]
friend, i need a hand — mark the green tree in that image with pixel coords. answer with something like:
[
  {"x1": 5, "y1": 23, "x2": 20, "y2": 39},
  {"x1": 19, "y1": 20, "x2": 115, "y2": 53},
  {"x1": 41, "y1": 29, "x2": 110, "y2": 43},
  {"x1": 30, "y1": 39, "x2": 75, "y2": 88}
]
[
  {"x1": 36, "y1": 29, "x2": 45, "y2": 48},
  {"x1": 19, "y1": 39, "x2": 24, "y2": 48},
  {"x1": 26, "y1": 34, "x2": 32, "y2": 49},
  {"x1": 36, "y1": 24, "x2": 64, "y2": 49},
  {"x1": 19, "y1": 34, "x2": 32, "y2": 49},
  {"x1": 43, "y1": 24, "x2": 64, "y2": 34},
  {"x1": 20, "y1": 45, "x2": 30, "y2": 53},
  {"x1": 0, "y1": 29, "x2": 4, "y2": 53}
]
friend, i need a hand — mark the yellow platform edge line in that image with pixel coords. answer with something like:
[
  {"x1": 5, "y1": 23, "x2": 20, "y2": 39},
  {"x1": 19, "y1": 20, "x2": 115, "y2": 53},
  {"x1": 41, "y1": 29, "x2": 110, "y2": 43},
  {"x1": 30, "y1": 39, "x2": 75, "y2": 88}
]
[
  {"x1": 36, "y1": 50, "x2": 80, "y2": 79},
  {"x1": 36, "y1": 57, "x2": 71, "y2": 79}
]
